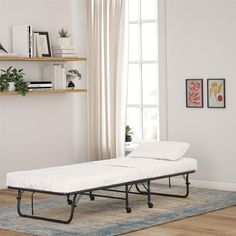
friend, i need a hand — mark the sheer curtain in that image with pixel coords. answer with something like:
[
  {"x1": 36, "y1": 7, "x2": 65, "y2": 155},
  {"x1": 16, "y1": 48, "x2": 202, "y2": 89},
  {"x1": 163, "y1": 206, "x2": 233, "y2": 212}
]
[{"x1": 87, "y1": 0, "x2": 128, "y2": 161}]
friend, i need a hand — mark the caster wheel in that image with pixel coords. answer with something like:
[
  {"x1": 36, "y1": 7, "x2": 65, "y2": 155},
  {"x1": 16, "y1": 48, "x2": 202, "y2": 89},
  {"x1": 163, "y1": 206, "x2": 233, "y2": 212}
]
[
  {"x1": 126, "y1": 207, "x2": 131, "y2": 213},
  {"x1": 148, "y1": 202, "x2": 153, "y2": 208},
  {"x1": 67, "y1": 199, "x2": 73, "y2": 205},
  {"x1": 90, "y1": 195, "x2": 95, "y2": 201}
]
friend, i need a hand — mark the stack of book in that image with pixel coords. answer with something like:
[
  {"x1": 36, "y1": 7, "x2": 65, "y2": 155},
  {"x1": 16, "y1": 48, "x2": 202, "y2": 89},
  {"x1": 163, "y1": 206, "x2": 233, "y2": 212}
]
[
  {"x1": 43, "y1": 65, "x2": 66, "y2": 89},
  {"x1": 52, "y1": 46, "x2": 78, "y2": 58},
  {"x1": 27, "y1": 81, "x2": 53, "y2": 91}
]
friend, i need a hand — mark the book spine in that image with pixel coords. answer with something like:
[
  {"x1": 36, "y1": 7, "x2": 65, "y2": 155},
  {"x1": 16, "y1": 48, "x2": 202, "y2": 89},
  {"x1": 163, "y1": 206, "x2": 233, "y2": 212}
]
[
  {"x1": 27, "y1": 81, "x2": 52, "y2": 84},
  {"x1": 29, "y1": 88, "x2": 53, "y2": 91},
  {"x1": 28, "y1": 26, "x2": 33, "y2": 58},
  {"x1": 28, "y1": 85, "x2": 53, "y2": 88}
]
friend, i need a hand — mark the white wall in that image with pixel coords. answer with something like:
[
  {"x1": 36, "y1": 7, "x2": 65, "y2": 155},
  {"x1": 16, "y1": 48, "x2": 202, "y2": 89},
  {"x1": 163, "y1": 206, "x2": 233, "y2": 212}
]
[
  {"x1": 165, "y1": 0, "x2": 236, "y2": 185},
  {"x1": 0, "y1": 0, "x2": 87, "y2": 188}
]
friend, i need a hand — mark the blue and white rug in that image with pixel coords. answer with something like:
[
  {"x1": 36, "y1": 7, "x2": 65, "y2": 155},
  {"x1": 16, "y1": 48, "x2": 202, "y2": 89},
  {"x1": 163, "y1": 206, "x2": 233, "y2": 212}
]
[{"x1": 0, "y1": 185, "x2": 236, "y2": 236}]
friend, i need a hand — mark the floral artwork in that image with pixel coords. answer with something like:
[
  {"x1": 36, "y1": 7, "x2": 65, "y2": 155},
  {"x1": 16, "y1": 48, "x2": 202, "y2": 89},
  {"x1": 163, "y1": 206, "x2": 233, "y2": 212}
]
[
  {"x1": 186, "y1": 79, "x2": 203, "y2": 108},
  {"x1": 207, "y1": 79, "x2": 225, "y2": 108}
]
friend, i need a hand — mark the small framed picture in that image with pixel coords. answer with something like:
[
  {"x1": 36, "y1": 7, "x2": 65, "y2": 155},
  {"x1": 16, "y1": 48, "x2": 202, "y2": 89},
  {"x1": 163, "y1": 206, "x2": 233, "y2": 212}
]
[
  {"x1": 186, "y1": 79, "x2": 203, "y2": 108},
  {"x1": 207, "y1": 79, "x2": 225, "y2": 108},
  {"x1": 34, "y1": 32, "x2": 51, "y2": 57}
]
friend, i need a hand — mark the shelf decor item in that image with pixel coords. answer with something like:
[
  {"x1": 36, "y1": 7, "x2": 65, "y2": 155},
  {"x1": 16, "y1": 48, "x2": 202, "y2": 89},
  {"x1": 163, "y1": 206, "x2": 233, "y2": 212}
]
[
  {"x1": 186, "y1": 79, "x2": 203, "y2": 108},
  {"x1": 58, "y1": 28, "x2": 71, "y2": 47},
  {"x1": 34, "y1": 32, "x2": 52, "y2": 57},
  {"x1": 125, "y1": 125, "x2": 133, "y2": 143},
  {"x1": 0, "y1": 67, "x2": 28, "y2": 96},
  {"x1": 207, "y1": 79, "x2": 225, "y2": 108},
  {"x1": 0, "y1": 43, "x2": 8, "y2": 53},
  {"x1": 66, "y1": 69, "x2": 82, "y2": 88}
]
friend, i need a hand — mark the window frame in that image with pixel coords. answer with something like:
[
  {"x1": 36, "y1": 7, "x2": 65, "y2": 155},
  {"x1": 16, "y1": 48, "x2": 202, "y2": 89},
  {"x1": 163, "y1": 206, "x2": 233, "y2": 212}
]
[{"x1": 127, "y1": 0, "x2": 159, "y2": 141}]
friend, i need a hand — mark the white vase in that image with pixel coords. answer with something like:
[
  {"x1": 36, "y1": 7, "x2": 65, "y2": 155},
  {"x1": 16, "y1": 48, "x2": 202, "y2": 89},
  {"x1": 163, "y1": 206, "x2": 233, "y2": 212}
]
[
  {"x1": 57, "y1": 38, "x2": 71, "y2": 47},
  {"x1": 8, "y1": 82, "x2": 15, "y2": 92}
]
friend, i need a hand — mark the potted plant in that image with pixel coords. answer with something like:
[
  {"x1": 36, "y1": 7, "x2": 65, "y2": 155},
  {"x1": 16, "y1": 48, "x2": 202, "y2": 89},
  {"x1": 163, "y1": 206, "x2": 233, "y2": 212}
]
[
  {"x1": 58, "y1": 28, "x2": 71, "y2": 47},
  {"x1": 125, "y1": 125, "x2": 133, "y2": 143},
  {"x1": 0, "y1": 67, "x2": 28, "y2": 96}
]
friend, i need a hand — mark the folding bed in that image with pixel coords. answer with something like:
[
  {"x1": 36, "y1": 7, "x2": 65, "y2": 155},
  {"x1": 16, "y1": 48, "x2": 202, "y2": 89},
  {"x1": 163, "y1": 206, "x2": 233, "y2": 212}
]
[{"x1": 6, "y1": 142, "x2": 197, "y2": 224}]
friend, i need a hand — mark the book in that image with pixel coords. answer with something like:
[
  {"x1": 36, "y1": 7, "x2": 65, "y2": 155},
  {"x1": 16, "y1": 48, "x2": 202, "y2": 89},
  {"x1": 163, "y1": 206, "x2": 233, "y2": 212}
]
[
  {"x1": 33, "y1": 33, "x2": 37, "y2": 57},
  {"x1": 35, "y1": 33, "x2": 42, "y2": 57},
  {"x1": 53, "y1": 53, "x2": 78, "y2": 58},
  {"x1": 52, "y1": 49, "x2": 78, "y2": 54},
  {"x1": 57, "y1": 66, "x2": 66, "y2": 90},
  {"x1": 52, "y1": 45, "x2": 76, "y2": 50},
  {"x1": 28, "y1": 88, "x2": 53, "y2": 91},
  {"x1": 27, "y1": 81, "x2": 52, "y2": 84},
  {"x1": 28, "y1": 84, "x2": 53, "y2": 88},
  {"x1": 12, "y1": 25, "x2": 32, "y2": 57}
]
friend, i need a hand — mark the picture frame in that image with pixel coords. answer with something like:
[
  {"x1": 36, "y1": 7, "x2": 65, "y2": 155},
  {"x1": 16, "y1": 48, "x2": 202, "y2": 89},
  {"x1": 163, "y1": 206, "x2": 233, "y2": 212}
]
[
  {"x1": 34, "y1": 31, "x2": 51, "y2": 57},
  {"x1": 186, "y1": 79, "x2": 204, "y2": 108},
  {"x1": 207, "y1": 79, "x2": 225, "y2": 108}
]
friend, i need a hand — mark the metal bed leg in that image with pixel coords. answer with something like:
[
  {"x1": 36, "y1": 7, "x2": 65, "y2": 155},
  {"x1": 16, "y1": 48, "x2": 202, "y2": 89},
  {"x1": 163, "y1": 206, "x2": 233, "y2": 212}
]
[
  {"x1": 31, "y1": 192, "x2": 35, "y2": 215},
  {"x1": 169, "y1": 177, "x2": 172, "y2": 188},
  {"x1": 89, "y1": 192, "x2": 95, "y2": 201},
  {"x1": 16, "y1": 190, "x2": 80, "y2": 224},
  {"x1": 125, "y1": 184, "x2": 131, "y2": 213},
  {"x1": 135, "y1": 173, "x2": 190, "y2": 198},
  {"x1": 147, "y1": 181, "x2": 153, "y2": 208}
]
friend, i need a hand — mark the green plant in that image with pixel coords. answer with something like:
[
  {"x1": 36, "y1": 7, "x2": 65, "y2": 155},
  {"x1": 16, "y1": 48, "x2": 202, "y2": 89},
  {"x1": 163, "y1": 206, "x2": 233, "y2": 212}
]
[
  {"x1": 0, "y1": 67, "x2": 28, "y2": 96},
  {"x1": 125, "y1": 125, "x2": 133, "y2": 136},
  {"x1": 58, "y1": 28, "x2": 71, "y2": 38}
]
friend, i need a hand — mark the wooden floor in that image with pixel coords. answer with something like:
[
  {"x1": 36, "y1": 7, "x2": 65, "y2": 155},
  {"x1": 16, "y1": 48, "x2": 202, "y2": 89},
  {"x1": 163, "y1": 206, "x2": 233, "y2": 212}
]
[{"x1": 0, "y1": 190, "x2": 235, "y2": 236}]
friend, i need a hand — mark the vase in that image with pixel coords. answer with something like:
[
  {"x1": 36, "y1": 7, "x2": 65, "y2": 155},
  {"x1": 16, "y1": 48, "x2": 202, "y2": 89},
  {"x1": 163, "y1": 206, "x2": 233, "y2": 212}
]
[
  {"x1": 57, "y1": 38, "x2": 71, "y2": 47},
  {"x1": 125, "y1": 135, "x2": 132, "y2": 143},
  {"x1": 8, "y1": 82, "x2": 15, "y2": 92}
]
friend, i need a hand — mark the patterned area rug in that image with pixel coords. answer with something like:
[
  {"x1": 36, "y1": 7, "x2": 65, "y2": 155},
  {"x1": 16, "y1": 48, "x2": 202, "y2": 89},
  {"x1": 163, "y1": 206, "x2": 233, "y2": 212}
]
[{"x1": 0, "y1": 184, "x2": 236, "y2": 236}]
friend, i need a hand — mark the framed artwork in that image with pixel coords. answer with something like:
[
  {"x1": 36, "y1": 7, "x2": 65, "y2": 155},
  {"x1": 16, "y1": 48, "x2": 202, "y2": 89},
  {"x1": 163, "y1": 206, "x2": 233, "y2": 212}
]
[
  {"x1": 186, "y1": 79, "x2": 203, "y2": 108},
  {"x1": 34, "y1": 32, "x2": 51, "y2": 57},
  {"x1": 207, "y1": 79, "x2": 225, "y2": 108}
]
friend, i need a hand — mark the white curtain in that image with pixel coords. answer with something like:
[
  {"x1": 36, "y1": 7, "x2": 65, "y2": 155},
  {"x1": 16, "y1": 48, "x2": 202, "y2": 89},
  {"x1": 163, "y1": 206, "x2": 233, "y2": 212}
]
[{"x1": 87, "y1": 0, "x2": 128, "y2": 161}]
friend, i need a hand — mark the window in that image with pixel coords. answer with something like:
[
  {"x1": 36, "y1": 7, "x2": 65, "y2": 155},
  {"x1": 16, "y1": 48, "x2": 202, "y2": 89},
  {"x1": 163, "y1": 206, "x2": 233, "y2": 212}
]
[{"x1": 126, "y1": 0, "x2": 159, "y2": 141}]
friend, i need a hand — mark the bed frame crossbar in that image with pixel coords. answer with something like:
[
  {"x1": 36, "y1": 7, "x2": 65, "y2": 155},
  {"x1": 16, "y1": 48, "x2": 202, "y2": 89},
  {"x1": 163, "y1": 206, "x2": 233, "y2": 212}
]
[{"x1": 10, "y1": 170, "x2": 195, "y2": 224}]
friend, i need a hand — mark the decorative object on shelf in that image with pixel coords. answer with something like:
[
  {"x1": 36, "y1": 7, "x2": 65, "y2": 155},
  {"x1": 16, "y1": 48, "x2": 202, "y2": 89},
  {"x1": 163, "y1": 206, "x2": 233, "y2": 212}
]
[
  {"x1": 52, "y1": 28, "x2": 77, "y2": 57},
  {"x1": 34, "y1": 32, "x2": 52, "y2": 57},
  {"x1": 43, "y1": 65, "x2": 66, "y2": 90},
  {"x1": 27, "y1": 81, "x2": 53, "y2": 91},
  {"x1": 52, "y1": 45, "x2": 78, "y2": 58},
  {"x1": 57, "y1": 28, "x2": 71, "y2": 47},
  {"x1": 125, "y1": 125, "x2": 133, "y2": 143},
  {"x1": 207, "y1": 79, "x2": 225, "y2": 108},
  {"x1": 186, "y1": 79, "x2": 203, "y2": 108},
  {"x1": 0, "y1": 43, "x2": 8, "y2": 53},
  {"x1": 68, "y1": 81, "x2": 75, "y2": 88},
  {"x1": 66, "y1": 69, "x2": 82, "y2": 88},
  {"x1": 0, "y1": 67, "x2": 28, "y2": 96},
  {"x1": 12, "y1": 25, "x2": 33, "y2": 57}
]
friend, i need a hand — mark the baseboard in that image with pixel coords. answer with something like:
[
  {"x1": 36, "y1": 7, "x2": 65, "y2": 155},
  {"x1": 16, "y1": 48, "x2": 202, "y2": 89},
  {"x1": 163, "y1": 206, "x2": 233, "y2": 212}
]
[
  {"x1": 155, "y1": 177, "x2": 236, "y2": 192},
  {"x1": 0, "y1": 179, "x2": 6, "y2": 190}
]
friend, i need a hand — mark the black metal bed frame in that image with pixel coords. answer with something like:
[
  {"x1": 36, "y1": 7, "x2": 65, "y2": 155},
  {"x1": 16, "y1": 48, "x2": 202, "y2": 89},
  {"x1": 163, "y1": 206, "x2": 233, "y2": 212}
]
[{"x1": 8, "y1": 170, "x2": 195, "y2": 224}]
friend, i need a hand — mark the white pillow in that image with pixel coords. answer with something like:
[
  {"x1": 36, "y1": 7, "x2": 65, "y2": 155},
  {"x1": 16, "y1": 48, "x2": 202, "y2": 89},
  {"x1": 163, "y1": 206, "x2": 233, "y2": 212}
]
[{"x1": 127, "y1": 141, "x2": 190, "y2": 161}]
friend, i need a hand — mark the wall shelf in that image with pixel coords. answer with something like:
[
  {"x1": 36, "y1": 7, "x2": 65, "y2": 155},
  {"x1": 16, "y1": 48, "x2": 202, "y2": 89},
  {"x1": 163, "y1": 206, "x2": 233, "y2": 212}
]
[
  {"x1": 0, "y1": 89, "x2": 87, "y2": 96},
  {"x1": 0, "y1": 56, "x2": 87, "y2": 62}
]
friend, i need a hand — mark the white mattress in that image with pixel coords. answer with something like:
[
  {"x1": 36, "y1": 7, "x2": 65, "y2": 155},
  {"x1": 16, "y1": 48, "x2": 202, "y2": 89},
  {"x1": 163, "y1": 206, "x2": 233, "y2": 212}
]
[{"x1": 7, "y1": 157, "x2": 197, "y2": 194}]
